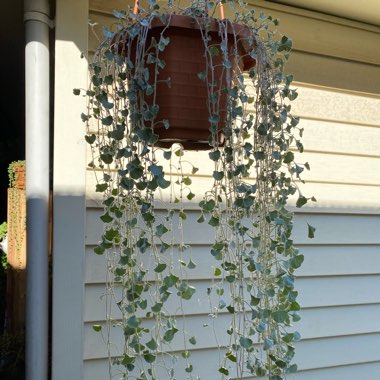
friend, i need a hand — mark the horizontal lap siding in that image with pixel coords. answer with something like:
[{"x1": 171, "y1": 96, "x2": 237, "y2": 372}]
[
  {"x1": 83, "y1": 335, "x2": 380, "y2": 380},
  {"x1": 84, "y1": 92, "x2": 380, "y2": 210},
  {"x1": 83, "y1": 304, "x2": 380, "y2": 359},
  {"x1": 287, "y1": 51, "x2": 380, "y2": 94},
  {"x1": 292, "y1": 87, "x2": 380, "y2": 126},
  {"x1": 83, "y1": 209, "x2": 380, "y2": 377},
  {"x1": 85, "y1": 245, "x2": 380, "y2": 284},
  {"x1": 88, "y1": 0, "x2": 380, "y2": 65},
  {"x1": 86, "y1": 209, "x2": 380, "y2": 246},
  {"x1": 84, "y1": 2, "x2": 380, "y2": 379},
  {"x1": 84, "y1": 361, "x2": 380, "y2": 380},
  {"x1": 83, "y1": 275, "x2": 380, "y2": 323},
  {"x1": 291, "y1": 362, "x2": 380, "y2": 380}
]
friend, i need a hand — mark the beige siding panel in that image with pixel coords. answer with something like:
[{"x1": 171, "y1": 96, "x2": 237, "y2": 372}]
[
  {"x1": 86, "y1": 170, "x2": 380, "y2": 211},
  {"x1": 297, "y1": 275, "x2": 380, "y2": 308},
  {"x1": 294, "y1": 182, "x2": 380, "y2": 211},
  {"x1": 291, "y1": 86, "x2": 380, "y2": 126},
  {"x1": 281, "y1": 16, "x2": 380, "y2": 65},
  {"x1": 296, "y1": 334, "x2": 380, "y2": 372},
  {"x1": 84, "y1": 157, "x2": 380, "y2": 213},
  {"x1": 85, "y1": 117, "x2": 380, "y2": 160},
  {"x1": 85, "y1": 245, "x2": 229, "y2": 284},
  {"x1": 90, "y1": 0, "x2": 130, "y2": 13},
  {"x1": 245, "y1": 1, "x2": 380, "y2": 66},
  {"x1": 84, "y1": 275, "x2": 380, "y2": 322},
  {"x1": 236, "y1": 362, "x2": 380, "y2": 380},
  {"x1": 288, "y1": 51, "x2": 380, "y2": 95},
  {"x1": 89, "y1": 0, "x2": 380, "y2": 34},
  {"x1": 299, "y1": 118, "x2": 380, "y2": 157},
  {"x1": 83, "y1": 304, "x2": 380, "y2": 359},
  {"x1": 85, "y1": 148, "x2": 380, "y2": 186},
  {"x1": 296, "y1": 275, "x2": 380, "y2": 308},
  {"x1": 86, "y1": 189, "x2": 380, "y2": 215},
  {"x1": 87, "y1": 17, "x2": 380, "y2": 95},
  {"x1": 86, "y1": 208, "x2": 380, "y2": 246},
  {"x1": 84, "y1": 145, "x2": 215, "y2": 177},
  {"x1": 294, "y1": 152, "x2": 380, "y2": 185},
  {"x1": 84, "y1": 86, "x2": 380, "y2": 209},
  {"x1": 86, "y1": 145, "x2": 380, "y2": 188},
  {"x1": 83, "y1": 313, "x2": 231, "y2": 360},
  {"x1": 88, "y1": 0, "x2": 380, "y2": 65},
  {"x1": 273, "y1": 0, "x2": 380, "y2": 27},
  {"x1": 299, "y1": 245, "x2": 380, "y2": 277},
  {"x1": 292, "y1": 362, "x2": 380, "y2": 380},
  {"x1": 84, "y1": 280, "x2": 240, "y2": 322},
  {"x1": 87, "y1": 13, "x2": 380, "y2": 125},
  {"x1": 85, "y1": 244, "x2": 380, "y2": 284},
  {"x1": 83, "y1": 334, "x2": 380, "y2": 379},
  {"x1": 298, "y1": 304, "x2": 380, "y2": 339}
]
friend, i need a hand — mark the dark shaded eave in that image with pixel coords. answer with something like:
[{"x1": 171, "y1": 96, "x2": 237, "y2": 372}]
[{"x1": 266, "y1": 0, "x2": 380, "y2": 27}]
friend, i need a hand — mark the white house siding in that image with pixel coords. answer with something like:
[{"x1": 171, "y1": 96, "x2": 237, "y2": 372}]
[{"x1": 80, "y1": 0, "x2": 380, "y2": 379}]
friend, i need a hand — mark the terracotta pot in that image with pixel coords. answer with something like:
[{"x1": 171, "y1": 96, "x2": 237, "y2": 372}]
[
  {"x1": 117, "y1": 14, "x2": 256, "y2": 150},
  {"x1": 13, "y1": 166, "x2": 26, "y2": 190}
]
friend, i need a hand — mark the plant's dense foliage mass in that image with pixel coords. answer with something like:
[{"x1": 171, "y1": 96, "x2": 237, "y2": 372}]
[{"x1": 77, "y1": 1, "x2": 313, "y2": 378}]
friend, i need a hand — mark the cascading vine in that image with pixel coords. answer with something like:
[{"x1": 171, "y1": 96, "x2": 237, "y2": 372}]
[
  {"x1": 77, "y1": 1, "x2": 314, "y2": 379},
  {"x1": 196, "y1": 12, "x2": 311, "y2": 379}
]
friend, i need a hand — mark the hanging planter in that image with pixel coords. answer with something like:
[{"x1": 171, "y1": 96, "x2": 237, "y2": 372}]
[
  {"x1": 124, "y1": 14, "x2": 255, "y2": 149},
  {"x1": 78, "y1": 1, "x2": 314, "y2": 379},
  {"x1": 8, "y1": 161, "x2": 26, "y2": 190},
  {"x1": 109, "y1": 5, "x2": 256, "y2": 149}
]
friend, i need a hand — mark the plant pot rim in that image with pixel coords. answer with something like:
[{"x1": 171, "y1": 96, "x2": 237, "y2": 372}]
[
  {"x1": 150, "y1": 14, "x2": 256, "y2": 71},
  {"x1": 150, "y1": 13, "x2": 251, "y2": 35},
  {"x1": 110, "y1": 13, "x2": 256, "y2": 150},
  {"x1": 113, "y1": 13, "x2": 256, "y2": 71}
]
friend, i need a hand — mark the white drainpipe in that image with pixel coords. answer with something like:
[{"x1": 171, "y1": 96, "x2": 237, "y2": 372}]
[{"x1": 24, "y1": 0, "x2": 52, "y2": 379}]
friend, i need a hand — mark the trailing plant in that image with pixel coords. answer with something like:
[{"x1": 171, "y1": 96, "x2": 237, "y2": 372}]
[
  {"x1": 77, "y1": 0, "x2": 314, "y2": 378},
  {"x1": 8, "y1": 161, "x2": 25, "y2": 189}
]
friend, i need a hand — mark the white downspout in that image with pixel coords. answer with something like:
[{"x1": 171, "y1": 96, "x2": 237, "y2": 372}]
[{"x1": 24, "y1": 0, "x2": 52, "y2": 379}]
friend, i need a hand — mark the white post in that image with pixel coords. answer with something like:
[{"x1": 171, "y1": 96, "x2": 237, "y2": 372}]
[
  {"x1": 52, "y1": 0, "x2": 88, "y2": 379},
  {"x1": 24, "y1": 0, "x2": 51, "y2": 379}
]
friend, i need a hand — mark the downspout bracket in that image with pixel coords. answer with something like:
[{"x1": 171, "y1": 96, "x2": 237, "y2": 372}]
[{"x1": 24, "y1": 11, "x2": 55, "y2": 29}]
